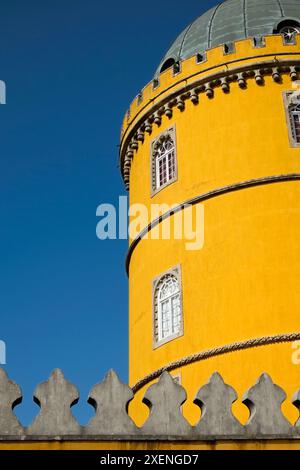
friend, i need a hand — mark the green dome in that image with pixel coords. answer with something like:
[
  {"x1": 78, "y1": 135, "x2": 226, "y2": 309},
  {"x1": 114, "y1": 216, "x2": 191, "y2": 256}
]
[{"x1": 156, "y1": 0, "x2": 300, "y2": 75}]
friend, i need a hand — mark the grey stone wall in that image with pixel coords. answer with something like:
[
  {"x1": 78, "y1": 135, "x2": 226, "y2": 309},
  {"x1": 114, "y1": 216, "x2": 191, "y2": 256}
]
[{"x1": 0, "y1": 368, "x2": 300, "y2": 441}]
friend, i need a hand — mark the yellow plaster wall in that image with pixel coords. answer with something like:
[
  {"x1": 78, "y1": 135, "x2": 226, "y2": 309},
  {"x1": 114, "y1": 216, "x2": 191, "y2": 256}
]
[
  {"x1": 122, "y1": 36, "x2": 300, "y2": 428},
  {"x1": 1, "y1": 440, "x2": 300, "y2": 450}
]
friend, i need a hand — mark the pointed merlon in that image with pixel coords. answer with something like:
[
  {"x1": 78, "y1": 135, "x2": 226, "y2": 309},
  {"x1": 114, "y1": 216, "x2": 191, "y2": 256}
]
[
  {"x1": 0, "y1": 368, "x2": 24, "y2": 436},
  {"x1": 141, "y1": 371, "x2": 191, "y2": 436},
  {"x1": 27, "y1": 369, "x2": 81, "y2": 435},
  {"x1": 85, "y1": 369, "x2": 138, "y2": 435},
  {"x1": 243, "y1": 373, "x2": 293, "y2": 437},
  {"x1": 194, "y1": 372, "x2": 244, "y2": 437}
]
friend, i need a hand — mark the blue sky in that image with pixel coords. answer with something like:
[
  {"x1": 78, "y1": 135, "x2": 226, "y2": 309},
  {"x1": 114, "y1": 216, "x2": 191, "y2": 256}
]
[{"x1": 0, "y1": 0, "x2": 218, "y2": 425}]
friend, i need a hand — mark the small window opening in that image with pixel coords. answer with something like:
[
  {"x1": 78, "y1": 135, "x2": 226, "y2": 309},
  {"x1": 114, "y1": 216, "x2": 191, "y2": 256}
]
[
  {"x1": 160, "y1": 58, "x2": 176, "y2": 73},
  {"x1": 223, "y1": 43, "x2": 234, "y2": 54},
  {"x1": 275, "y1": 20, "x2": 300, "y2": 43},
  {"x1": 196, "y1": 53, "x2": 205, "y2": 63}
]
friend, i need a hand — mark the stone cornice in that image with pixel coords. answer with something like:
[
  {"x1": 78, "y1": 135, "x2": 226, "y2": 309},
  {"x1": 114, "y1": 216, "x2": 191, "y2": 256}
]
[
  {"x1": 121, "y1": 35, "x2": 300, "y2": 137},
  {"x1": 120, "y1": 56, "x2": 300, "y2": 190}
]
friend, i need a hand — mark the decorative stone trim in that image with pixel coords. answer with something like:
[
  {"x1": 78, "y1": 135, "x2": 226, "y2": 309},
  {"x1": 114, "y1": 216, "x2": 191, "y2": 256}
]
[
  {"x1": 125, "y1": 173, "x2": 300, "y2": 274},
  {"x1": 120, "y1": 59, "x2": 300, "y2": 190},
  {"x1": 132, "y1": 36, "x2": 299, "y2": 114},
  {"x1": 2, "y1": 356, "x2": 300, "y2": 440},
  {"x1": 132, "y1": 332, "x2": 300, "y2": 395}
]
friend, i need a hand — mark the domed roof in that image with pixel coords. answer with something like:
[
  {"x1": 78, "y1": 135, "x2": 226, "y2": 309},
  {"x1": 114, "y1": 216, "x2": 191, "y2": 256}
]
[{"x1": 156, "y1": 0, "x2": 300, "y2": 75}]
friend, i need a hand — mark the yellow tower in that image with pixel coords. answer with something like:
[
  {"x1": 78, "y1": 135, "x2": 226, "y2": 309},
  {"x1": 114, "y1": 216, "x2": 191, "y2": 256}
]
[{"x1": 120, "y1": 0, "x2": 300, "y2": 425}]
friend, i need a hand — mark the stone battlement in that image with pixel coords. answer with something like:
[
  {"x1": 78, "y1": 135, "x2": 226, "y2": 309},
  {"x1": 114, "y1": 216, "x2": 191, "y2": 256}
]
[
  {"x1": 1, "y1": 368, "x2": 300, "y2": 441},
  {"x1": 119, "y1": 35, "x2": 300, "y2": 189}
]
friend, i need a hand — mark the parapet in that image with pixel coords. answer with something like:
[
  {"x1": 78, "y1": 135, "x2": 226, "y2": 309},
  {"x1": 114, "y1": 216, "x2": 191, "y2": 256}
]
[
  {"x1": 119, "y1": 35, "x2": 300, "y2": 190},
  {"x1": 1, "y1": 368, "x2": 300, "y2": 441}
]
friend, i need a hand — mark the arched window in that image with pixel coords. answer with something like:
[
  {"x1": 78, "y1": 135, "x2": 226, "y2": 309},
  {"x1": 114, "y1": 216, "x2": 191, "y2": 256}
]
[
  {"x1": 153, "y1": 268, "x2": 183, "y2": 347},
  {"x1": 284, "y1": 91, "x2": 300, "y2": 147},
  {"x1": 289, "y1": 102, "x2": 300, "y2": 144},
  {"x1": 155, "y1": 136, "x2": 175, "y2": 188},
  {"x1": 151, "y1": 127, "x2": 177, "y2": 195}
]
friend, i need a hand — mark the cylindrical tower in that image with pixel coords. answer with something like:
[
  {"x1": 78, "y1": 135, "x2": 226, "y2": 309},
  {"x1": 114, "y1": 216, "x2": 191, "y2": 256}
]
[{"x1": 120, "y1": 0, "x2": 300, "y2": 425}]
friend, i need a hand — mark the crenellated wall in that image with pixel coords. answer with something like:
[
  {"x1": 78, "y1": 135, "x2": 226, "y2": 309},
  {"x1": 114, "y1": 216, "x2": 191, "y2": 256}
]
[
  {"x1": 1, "y1": 368, "x2": 300, "y2": 450},
  {"x1": 120, "y1": 35, "x2": 300, "y2": 190}
]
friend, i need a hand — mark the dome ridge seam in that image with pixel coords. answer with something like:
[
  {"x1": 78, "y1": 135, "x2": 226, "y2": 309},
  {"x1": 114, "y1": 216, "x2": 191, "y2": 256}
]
[
  {"x1": 277, "y1": 0, "x2": 284, "y2": 18},
  {"x1": 208, "y1": 3, "x2": 223, "y2": 48}
]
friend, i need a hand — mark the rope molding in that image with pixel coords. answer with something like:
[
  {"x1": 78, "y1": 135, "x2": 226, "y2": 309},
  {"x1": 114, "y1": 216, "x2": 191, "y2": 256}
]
[
  {"x1": 120, "y1": 57, "x2": 300, "y2": 187},
  {"x1": 126, "y1": 173, "x2": 300, "y2": 274},
  {"x1": 132, "y1": 332, "x2": 300, "y2": 393}
]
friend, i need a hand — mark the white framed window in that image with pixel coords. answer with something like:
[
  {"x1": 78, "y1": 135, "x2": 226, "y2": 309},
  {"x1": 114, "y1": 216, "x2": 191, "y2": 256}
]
[
  {"x1": 283, "y1": 91, "x2": 300, "y2": 147},
  {"x1": 153, "y1": 266, "x2": 183, "y2": 348},
  {"x1": 290, "y1": 104, "x2": 300, "y2": 143},
  {"x1": 151, "y1": 127, "x2": 177, "y2": 196}
]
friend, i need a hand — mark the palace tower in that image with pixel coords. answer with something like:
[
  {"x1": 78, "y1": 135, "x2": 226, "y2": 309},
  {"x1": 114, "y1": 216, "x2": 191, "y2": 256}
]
[{"x1": 119, "y1": 0, "x2": 300, "y2": 424}]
